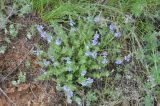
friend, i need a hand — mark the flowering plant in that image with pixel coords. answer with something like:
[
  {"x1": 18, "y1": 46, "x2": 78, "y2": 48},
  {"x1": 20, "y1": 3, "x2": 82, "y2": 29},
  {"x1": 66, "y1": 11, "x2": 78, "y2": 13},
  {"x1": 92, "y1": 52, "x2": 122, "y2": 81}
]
[{"x1": 35, "y1": 15, "x2": 131, "y2": 104}]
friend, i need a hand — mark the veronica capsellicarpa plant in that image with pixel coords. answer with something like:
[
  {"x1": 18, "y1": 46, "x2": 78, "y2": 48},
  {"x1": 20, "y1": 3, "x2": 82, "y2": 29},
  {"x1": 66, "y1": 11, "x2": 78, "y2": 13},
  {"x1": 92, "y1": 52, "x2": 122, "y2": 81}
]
[{"x1": 35, "y1": 15, "x2": 131, "y2": 104}]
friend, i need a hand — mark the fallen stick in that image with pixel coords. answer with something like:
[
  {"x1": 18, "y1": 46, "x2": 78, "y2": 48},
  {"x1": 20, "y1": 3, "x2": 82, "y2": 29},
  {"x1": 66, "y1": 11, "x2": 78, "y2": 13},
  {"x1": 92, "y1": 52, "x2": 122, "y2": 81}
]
[{"x1": 0, "y1": 87, "x2": 16, "y2": 106}]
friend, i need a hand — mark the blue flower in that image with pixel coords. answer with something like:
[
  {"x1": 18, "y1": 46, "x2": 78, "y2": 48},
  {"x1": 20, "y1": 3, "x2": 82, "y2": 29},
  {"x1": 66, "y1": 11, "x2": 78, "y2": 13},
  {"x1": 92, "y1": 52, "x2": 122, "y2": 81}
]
[
  {"x1": 80, "y1": 78, "x2": 94, "y2": 86},
  {"x1": 85, "y1": 51, "x2": 97, "y2": 59},
  {"x1": 46, "y1": 35, "x2": 52, "y2": 43},
  {"x1": 80, "y1": 81, "x2": 88, "y2": 86},
  {"x1": 36, "y1": 25, "x2": 44, "y2": 32},
  {"x1": 92, "y1": 33, "x2": 100, "y2": 46},
  {"x1": 115, "y1": 59, "x2": 123, "y2": 65},
  {"x1": 66, "y1": 67, "x2": 72, "y2": 72},
  {"x1": 81, "y1": 70, "x2": 87, "y2": 76},
  {"x1": 94, "y1": 16, "x2": 100, "y2": 23},
  {"x1": 87, "y1": 78, "x2": 94, "y2": 83},
  {"x1": 36, "y1": 25, "x2": 46, "y2": 38},
  {"x1": 55, "y1": 38, "x2": 62, "y2": 45},
  {"x1": 40, "y1": 31, "x2": 48, "y2": 38},
  {"x1": 63, "y1": 86, "x2": 73, "y2": 103},
  {"x1": 91, "y1": 52, "x2": 97, "y2": 59},
  {"x1": 109, "y1": 23, "x2": 116, "y2": 32},
  {"x1": 101, "y1": 51, "x2": 108, "y2": 57},
  {"x1": 43, "y1": 59, "x2": 50, "y2": 66},
  {"x1": 69, "y1": 19, "x2": 75, "y2": 27},
  {"x1": 101, "y1": 58, "x2": 108, "y2": 64},
  {"x1": 124, "y1": 15, "x2": 133, "y2": 23},
  {"x1": 85, "y1": 51, "x2": 92, "y2": 56},
  {"x1": 114, "y1": 32, "x2": 121, "y2": 38},
  {"x1": 64, "y1": 57, "x2": 72, "y2": 64},
  {"x1": 36, "y1": 25, "x2": 52, "y2": 43},
  {"x1": 92, "y1": 39, "x2": 98, "y2": 46},
  {"x1": 33, "y1": 50, "x2": 43, "y2": 56},
  {"x1": 93, "y1": 33, "x2": 100, "y2": 40},
  {"x1": 124, "y1": 55, "x2": 131, "y2": 62}
]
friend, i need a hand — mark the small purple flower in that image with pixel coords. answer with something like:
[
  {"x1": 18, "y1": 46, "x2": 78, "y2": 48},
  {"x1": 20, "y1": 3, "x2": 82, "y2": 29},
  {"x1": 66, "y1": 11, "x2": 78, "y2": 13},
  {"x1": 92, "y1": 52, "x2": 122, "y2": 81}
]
[
  {"x1": 101, "y1": 58, "x2": 108, "y2": 64},
  {"x1": 63, "y1": 86, "x2": 73, "y2": 103},
  {"x1": 81, "y1": 70, "x2": 87, "y2": 76},
  {"x1": 87, "y1": 78, "x2": 94, "y2": 83},
  {"x1": 115, "y1": 59, "x2": 123, "y2": 65},
  {"x1": 114, "y1": 32, "x2": 121, "y2": 38},
  {"x1": 80, "y1": 78, "x2": 93, "y2": 86},
  {"x1": 94, "y1": 16, "x2": 100, "y2": 23},
  {"x1": 124, "y1": 55, "x2": 131, "y2": 62},
  {"x1": 93, "y1": 33, "x2": 100, "y2": 40},
  {"x1": 36, "y1": 25, "x2": 52, "y2": 42},
  {"x1": 81, "y1": 81, "x2": 88, "y2": 86},
  {"x1": 109, "y1": 23, "x2": 116, "y2": 32},
  {"x1": 36, "y1": 25, "x2": 44, "y2": 32},
  {"x1": 124, "y1": 15, "x2": 133, "y2": 23},
  {"x1": 85, "y1": 51, "x2": 92, "y2": 56},
  {"x1": 55, "y1": 38, "x2": 62, "y2": 45},
  {"x1": 92, "y1": 33, "x2": 100, "y2": 46},
  {"x1": 85, "y1": 51, "x2": 97, "y2": 59},
  {"x1": 40, "y1": 31, "x2": 48, "y2": 38},
  {"x1": 47, "y1": 52, "x2": 54, "y2": 62},
  {"x1": 101, "y1": 51, "x2": 108, "y2": 57},
  {"x1": 69, "y1": 19, "x2": 75, "y2": 27},
  {"x1": 67, "y1": 67, "x2": 72, "y2": 72},
  {"x1": 91, "y1": 52, "x2": 97, "y2": 59},
  {"x1": 46, "y1": 35, "x2": 52, "y2": 43},
  {"x1": 92, "y1": 39, "x2": 98, "y2": 46},
  {"x1": 33, "y1": 50, "x2": 42, "y2": 56},
  {"x1": 124, "y1": 15, "x2": 129, "y2": 23},
  {"x1": 43, "y1": 59, "x2": 50, "y2": 66},
  {"x1": 36, "y1": 25, "x2": 46, "y2": 38}
]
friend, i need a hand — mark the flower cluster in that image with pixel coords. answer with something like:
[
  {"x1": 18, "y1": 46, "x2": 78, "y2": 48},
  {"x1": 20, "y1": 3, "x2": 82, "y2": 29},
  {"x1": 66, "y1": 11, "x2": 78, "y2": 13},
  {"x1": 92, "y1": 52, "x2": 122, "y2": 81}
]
[
  {"x1": 36, "y1": 25, "x2": 52, "y2": 43},
  {"x1": 36, "y1": 15, "x2": 133, "y2": 105}
]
